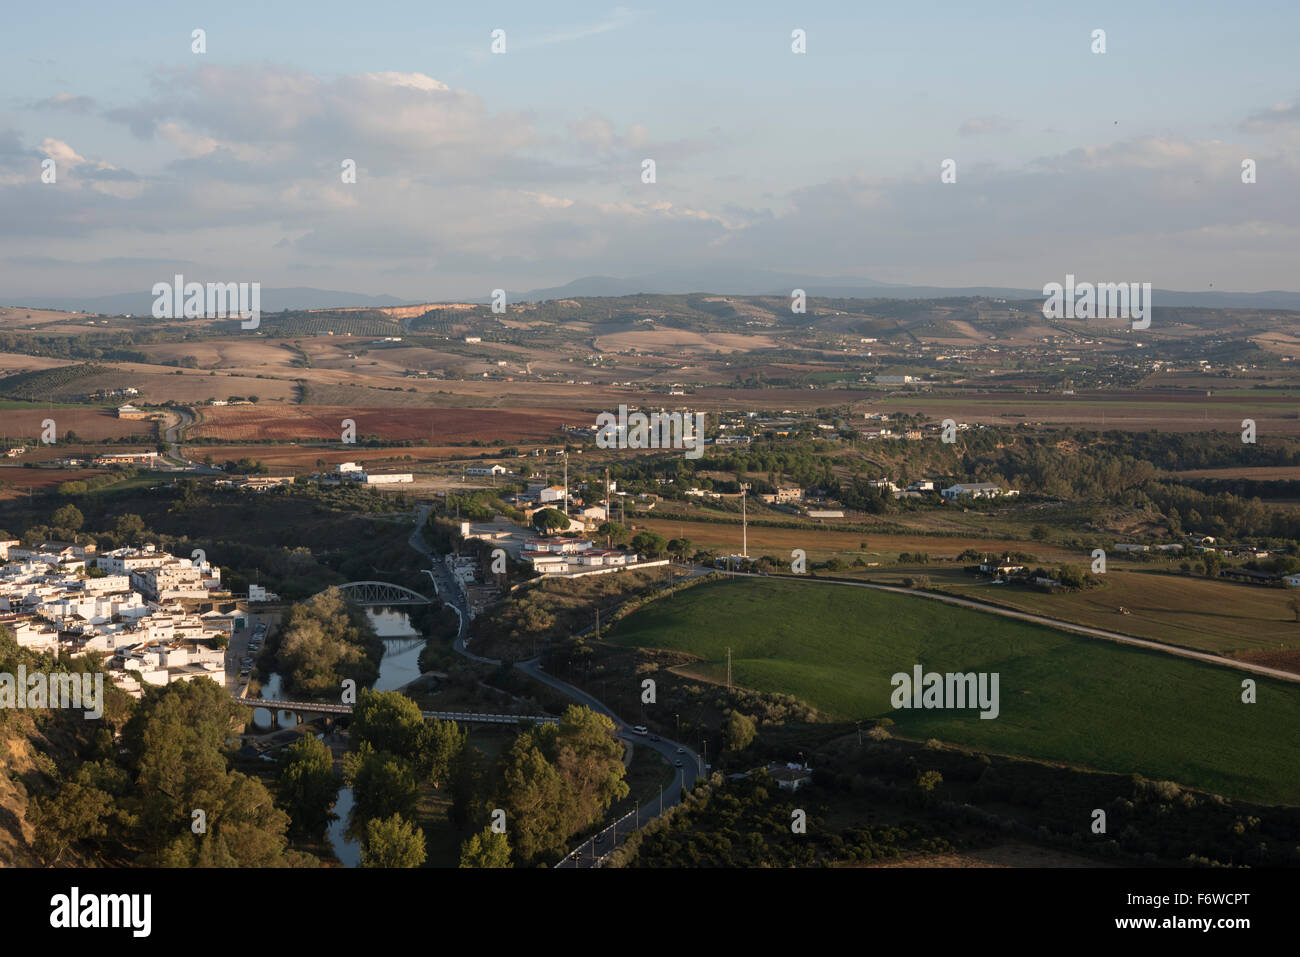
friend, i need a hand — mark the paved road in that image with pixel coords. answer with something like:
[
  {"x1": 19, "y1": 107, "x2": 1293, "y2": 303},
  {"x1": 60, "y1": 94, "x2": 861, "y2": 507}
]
[
  {"x1": 405, "y1": 511, "x2": 703, "y2": 863},
  {"x1": 159, "y1": 405, "x2": 223, "y2": 474}
]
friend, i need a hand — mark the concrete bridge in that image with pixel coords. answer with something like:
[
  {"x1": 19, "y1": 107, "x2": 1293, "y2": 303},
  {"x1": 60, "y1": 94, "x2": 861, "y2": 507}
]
[
  {"x1": 325, "y1": 581, "x2": 435, "y2": 606},
  {"x1": 235, "y1": 696, "x2": 557, "y2": 727}
]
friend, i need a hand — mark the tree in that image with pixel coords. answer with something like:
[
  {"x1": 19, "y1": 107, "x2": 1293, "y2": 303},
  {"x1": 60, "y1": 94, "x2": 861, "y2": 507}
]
[
  {"x1": 423, "y1": 719, "x2": 468, "y2": 789},
  {"x1": 667, "y1": 538, "x2": 693, "y2": 561},
  {"x1": 122, "y1": 679, "x2": 313, "y2": 867},
  {"x1": 343, "y1": 743, "x2": 419, "y2": 824},
  {"x1": 28, "y1": 773, "x2": 117, "y2": 865},
  {"x1": 630, "y1": 530, "x2": 668, "y2": 558},
  {"x1": 1030, "y1": 524, "x2": 1048, "y2": 542},
  {"x1": 278, "y1": 735, "x2": 338, "y2": 837},
  {"x1": 1202, "y1": 551, "x2": 1223, "y2": 579},
  {"x1": 351, "y1": 690, "x2": 428, "y2": 763},
  {"x1": 1289, "y1": 596, "x2": 1300, "y2": 623},
  {"x1": 597, "y1": 522, "x2": 629, "y2": 545},
  {"x1": 51, "y1": 504, "x2": 84, "y2": 532},
  {"x1": 495, "y1": 705, "x2": 629, "y2": 864},
  {"x1": 723, "y1": 710, "x2": 756, "y2": 752},
  {"x1": 496, "y1": 737, "x2": 566, "y2": 862},
  {"x1": 915, "y1": 769, "x2": 943, "y2": 807},
  {"x1": 459, "y1": 826, "x2": 512, "y2": 868},
  {"x1": 532, "y1": 508, "x2": 569, "y2": 533},
  {"x1": 360, "y1": 814, "x2": 426, "y2": 868},
  {"x1": 113, "y1": 513, "x2": 147, "y2": 545}
]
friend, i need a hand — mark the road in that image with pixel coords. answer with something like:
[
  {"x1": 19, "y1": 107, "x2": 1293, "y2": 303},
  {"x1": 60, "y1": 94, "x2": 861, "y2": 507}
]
[
  {"x1": 158, "y1": 405, "x2": 223, "y2": 474},
  {"x1": 405, "y1": 506, "x2": 703, "y2": 864}
]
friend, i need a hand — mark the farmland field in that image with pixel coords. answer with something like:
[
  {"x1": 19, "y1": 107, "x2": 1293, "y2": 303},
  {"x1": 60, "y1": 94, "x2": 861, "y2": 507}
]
[
  {"x1": 607, "y1": 577, "x2": 1300, "y2": 805},
  {"x1": 183, "y1": 443, "x2": 560, "y2": 471},
  {"x1": 188, "y1": 405, "x2": 583, "y2": 443},
  {"x1": 0, "y1": 467, "x2": 112, "y2": 499},
  {"x1": 869, "y1": 391, "x2": 1300, "y2": 435},
  {"x1": 635, "y1": 515, "x2": 1078, "y2": 563},
  {"x1": 928, "y1": 569, "x2": 1300, "y2": 658},
  {"x1": 0, "y1": 407, "x2": 156, "y2": 442}
]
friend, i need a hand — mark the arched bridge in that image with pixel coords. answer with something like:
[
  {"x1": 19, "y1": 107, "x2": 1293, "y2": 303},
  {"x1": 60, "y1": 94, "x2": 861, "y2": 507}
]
[
  {"x1": 235, "y1": 697, "x2": 557, "y2": 727},
  {"x1": 328, "y1": 581, "x2": 434, "y2": 606}
]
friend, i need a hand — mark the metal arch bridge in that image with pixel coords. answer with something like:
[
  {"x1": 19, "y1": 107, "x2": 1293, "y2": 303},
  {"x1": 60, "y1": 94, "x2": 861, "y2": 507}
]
[
  {"x1": 328, "y1": 581, "x2": 434, "y2": 606},
  {"x1": 234, "y1": 697, "x2": 557, "y2": 727}
]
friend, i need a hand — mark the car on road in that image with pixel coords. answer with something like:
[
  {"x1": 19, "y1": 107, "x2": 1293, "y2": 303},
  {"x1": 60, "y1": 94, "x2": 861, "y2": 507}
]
[
  {"x1": 633, "y1": 725, "x2": 648, "y2": 736},
  {"x1": 675, "y1": 759, "x2": 683, "y2": 767},
  {"x1": 676, "y1": 747, "x2": 685, "y2": 754},
  {"x1": 650, "y1": 734, "x2": 660, "y2": 741}
]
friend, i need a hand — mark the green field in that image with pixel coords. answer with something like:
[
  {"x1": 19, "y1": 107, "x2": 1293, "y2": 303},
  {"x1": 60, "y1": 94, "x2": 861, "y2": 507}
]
[{"x1": 608, "y1": 578, "x2": 1300, "y2": 805}]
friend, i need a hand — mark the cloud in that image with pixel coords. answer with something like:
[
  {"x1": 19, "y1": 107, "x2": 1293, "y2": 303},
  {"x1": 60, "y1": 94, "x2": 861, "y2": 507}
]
[
  {"x1": 3, "y1": 65, "x2": 1298, "y2": 298},
  {"x1": 40, "y1": 138, "x2": 86, "y2": 166},
  {"x1": 958, "y1": 115, "x2": 1013, "y2": 137},
  {"x1": 502, "y1": 8, "x2": 640, "y2": 52},
  {"x1": 32, "y1": 92, "x2": 96, "y2": 113}
]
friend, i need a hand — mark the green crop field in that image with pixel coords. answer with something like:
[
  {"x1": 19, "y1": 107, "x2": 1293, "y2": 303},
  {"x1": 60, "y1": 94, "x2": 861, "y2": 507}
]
[{"x1": 607, "y1": 577, "x2": 1300, "y2": 805}]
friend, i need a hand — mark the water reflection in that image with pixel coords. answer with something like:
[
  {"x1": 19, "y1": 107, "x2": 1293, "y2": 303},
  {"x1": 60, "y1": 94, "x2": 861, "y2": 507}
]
[{"x1": 333, "y1": 606, "x2": 423, "y2": 867}]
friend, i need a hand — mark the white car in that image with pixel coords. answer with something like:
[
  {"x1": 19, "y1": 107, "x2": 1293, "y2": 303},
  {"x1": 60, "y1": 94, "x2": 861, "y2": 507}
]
[{"x1": 633, "y1": 725, "x2": 648, "y2": 736}]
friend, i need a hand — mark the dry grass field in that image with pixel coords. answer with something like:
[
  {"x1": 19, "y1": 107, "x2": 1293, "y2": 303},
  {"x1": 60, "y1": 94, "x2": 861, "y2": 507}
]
[
  {"x1": 634, "y1": 515, "x2": 1078, "y2": 563},
  {"x1": 868, "y1": 391, "x2": 1300, "y2": 435},
  {"x1": 937, "y1": 569, "x2": 1300, "y2": 657},
  {"x1": 593, "y1": 329, "x2": 780, "y2": 353},
  {"x1": 188, "y1": 405, "x2": 582, "y2": 443},
  {"x1": 1171, "y1": 465, "x2": 1300, "y2": 481}
]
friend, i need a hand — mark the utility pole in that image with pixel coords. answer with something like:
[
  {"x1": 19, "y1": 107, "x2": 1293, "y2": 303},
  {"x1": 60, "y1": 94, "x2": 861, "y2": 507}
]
[
  {"x1": 726, "y1": 647, "x2": 732, "y2": 691},
  {"x1": 740, "y1": 482, "x2": 750, "y2": 558},
  {"x1": 562, "y1": 452, "x2": 568, "y2": 516},
  {"x1": 605, "y1": 467, "x2": 611, "y2": 546}
]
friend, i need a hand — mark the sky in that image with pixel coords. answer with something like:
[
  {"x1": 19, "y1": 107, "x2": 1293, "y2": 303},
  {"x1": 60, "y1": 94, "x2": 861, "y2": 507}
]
[{"x1": 2, "y1": 0, "x2": 1299, "y2": 301}]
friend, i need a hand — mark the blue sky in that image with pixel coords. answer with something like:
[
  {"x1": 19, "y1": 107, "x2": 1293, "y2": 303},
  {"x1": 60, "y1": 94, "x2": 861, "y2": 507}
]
[{"x1": 2, "y1": 1, "x2": 1299, "y2": 299}]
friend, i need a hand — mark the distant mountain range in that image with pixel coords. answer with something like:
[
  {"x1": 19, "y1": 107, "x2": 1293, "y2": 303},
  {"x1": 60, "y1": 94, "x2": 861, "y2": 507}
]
[
  {"x1": 8, "y1": 272, "x2": 1300, "y2": 314},
  {"x1": 513, "y1": 271, "x2": 1300, "y2": 311},
  {"x1": 6, "y1": 287, "x2": 408, "y2": 315}
]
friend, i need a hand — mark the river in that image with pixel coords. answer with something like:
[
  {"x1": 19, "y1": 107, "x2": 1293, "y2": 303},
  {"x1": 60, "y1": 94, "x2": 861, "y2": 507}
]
[{"x1": 252, "y1": 606, "x2": 425, "y2": 868}]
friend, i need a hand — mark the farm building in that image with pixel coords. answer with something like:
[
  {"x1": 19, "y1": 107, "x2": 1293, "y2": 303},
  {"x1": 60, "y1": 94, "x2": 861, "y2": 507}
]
[{"x1": 941, "y1": 483, "x2": 1017, "y2": 501}]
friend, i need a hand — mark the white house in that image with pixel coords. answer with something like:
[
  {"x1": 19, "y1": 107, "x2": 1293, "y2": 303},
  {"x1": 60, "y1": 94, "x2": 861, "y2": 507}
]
[
  {"x1": 538, "y1": 485, "x2": 567, "y2": 505},
  {"x1": 941, "y1": 483, "x2": 1016, "y2": 501}
]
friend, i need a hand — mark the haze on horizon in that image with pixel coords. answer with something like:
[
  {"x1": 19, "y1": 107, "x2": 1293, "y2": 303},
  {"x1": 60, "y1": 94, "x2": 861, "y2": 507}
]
[{"x1": 2, "y1": 0, "x2": 1300, "y2": 303}]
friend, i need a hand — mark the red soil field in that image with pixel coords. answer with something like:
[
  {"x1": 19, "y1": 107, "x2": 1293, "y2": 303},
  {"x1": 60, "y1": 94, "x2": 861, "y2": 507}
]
[
  {"x1": 0, "y1": 467, "x2": 110, "y2": 499},
  {"x1": 0, "y1": 408, "x2": 154, "y2": 442},
  {"x1": 185, "y1": 444, "x2": 534, "y2": 469},
  {"x1": 189, "y1": 406, "x2": 583, "y2": 443}
]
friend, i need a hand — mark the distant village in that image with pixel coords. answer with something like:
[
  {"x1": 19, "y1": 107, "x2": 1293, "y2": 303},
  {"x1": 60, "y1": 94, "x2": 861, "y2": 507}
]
[{"x1": 0, "y1": 540, "x2": 260, "y2": 700}]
